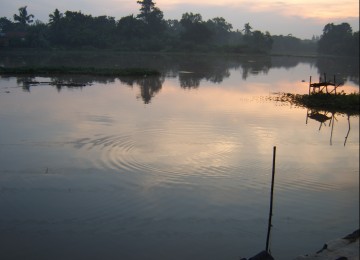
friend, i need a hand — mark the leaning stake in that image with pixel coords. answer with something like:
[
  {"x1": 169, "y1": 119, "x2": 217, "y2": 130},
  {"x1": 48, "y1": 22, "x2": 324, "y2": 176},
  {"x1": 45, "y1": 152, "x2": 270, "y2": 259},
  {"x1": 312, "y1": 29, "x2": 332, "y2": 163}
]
[{"x1": 265, "y1": 146, "x2": 276, "y2": 253}]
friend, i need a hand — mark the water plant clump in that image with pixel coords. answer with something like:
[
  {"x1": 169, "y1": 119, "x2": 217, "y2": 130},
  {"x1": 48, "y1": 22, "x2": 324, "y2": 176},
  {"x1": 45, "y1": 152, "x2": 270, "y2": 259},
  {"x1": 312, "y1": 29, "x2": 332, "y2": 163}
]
[{"x1": 274, "y1": 92, "x2": 359, "y2": 115}]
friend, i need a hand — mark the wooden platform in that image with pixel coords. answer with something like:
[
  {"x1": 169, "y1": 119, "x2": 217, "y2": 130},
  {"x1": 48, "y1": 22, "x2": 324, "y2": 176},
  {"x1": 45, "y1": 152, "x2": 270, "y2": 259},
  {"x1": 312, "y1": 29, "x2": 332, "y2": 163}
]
[{"x1": 308, "y1": 74, "x2": 342, "y2": 94}]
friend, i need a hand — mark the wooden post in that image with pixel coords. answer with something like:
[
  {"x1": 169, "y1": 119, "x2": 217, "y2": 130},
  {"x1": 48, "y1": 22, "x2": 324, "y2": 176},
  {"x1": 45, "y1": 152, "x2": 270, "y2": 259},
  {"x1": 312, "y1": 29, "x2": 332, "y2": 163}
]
[
  {"x1": 323, "y1": 73, "x2": 328, "y2": 93},
  {"x1": 266, "y1": 146, "x2": 276, "y2": 253},
  {"x1": 309, "y1": 76, "x2": 312, "y2": 95},
  {"x1": 334, "y1": 75, "x2": 337, "y2": 95},
  {"x1": 344, "y1": 115, "x2": 350, "y2": 146},
  {"x1": 330, "y1": 114, "x2": 335, "y2": 146}
]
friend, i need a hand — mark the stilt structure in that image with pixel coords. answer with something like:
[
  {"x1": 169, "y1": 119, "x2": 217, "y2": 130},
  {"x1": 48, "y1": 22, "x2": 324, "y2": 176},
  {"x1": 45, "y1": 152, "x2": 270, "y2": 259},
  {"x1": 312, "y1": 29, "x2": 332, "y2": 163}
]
[{"x1": 308, "y1": 73, "x2": 342, "y2": 94}]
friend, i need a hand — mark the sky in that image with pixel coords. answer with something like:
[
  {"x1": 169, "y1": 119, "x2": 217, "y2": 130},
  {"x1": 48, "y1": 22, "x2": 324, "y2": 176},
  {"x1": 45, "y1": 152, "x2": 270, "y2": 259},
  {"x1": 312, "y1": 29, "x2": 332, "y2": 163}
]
[{"x1": 0, "y1": 0, "x2": 359, "y2": 39}]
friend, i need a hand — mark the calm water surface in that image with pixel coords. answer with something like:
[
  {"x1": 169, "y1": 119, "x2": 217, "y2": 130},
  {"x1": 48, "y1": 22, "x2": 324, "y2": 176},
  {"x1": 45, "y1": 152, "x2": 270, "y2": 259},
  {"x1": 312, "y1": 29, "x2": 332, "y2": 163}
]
[{"x1": 0, "y1": 54, "x2": 359, "y2": 260}]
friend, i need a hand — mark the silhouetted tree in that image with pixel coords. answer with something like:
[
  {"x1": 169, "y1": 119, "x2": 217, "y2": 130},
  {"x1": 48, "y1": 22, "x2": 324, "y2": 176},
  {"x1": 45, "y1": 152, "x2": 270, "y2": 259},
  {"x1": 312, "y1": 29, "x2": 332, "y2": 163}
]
[
  {"x1": 206, "y1": 17, "x2": 233, "y2": 45},
  {"x1": 92, "y1": 15, "x2": 116, "y2": 47},
  {"x1": 0, "y1": 17, "x2": 14, "y2": 32},
  {"x1": 27, "y1": 20, "x2": 50, "y2": 48},
  {"x1": 2, "y1": 4, "x2": 278, "y2": 52},
  {"x1": 180, "y1": 13, "x2": 212, "y2": 44},
  {"x1": 48, "y1": 9, "x2": 64, "y2": 45},
  {"x1": 271, "y1": 34, "x2": 317, "y2": 54},
  {"x1": 50, "y1": 11, "x2": 116, "y2": 48},
  {"x1": 165, "y1": 19, "x2": 183, "y2": 37},
  {"x1": 48, "y1": 9, "x2": 63, "y2": 26},
  {"x1": 137, "y1": 0, "x2": 155, "y2": 22},
  {"x1": 243, "y1": 23, "x2": 252, "y2": 36},
  {"x1": 13, "y1": 6, "x2": 34, "y2": 26},
  {"x1": 136, "y1": 0, "x2": 165, "y2": 36},
  {"x1": 117, "y1": 15, "x2": 144, "y2": 39},
  {"x1": 60, "y1": 11, "x2": 92, "y2": 47},
  {"x1": 248, "y1": 30, "x2": 273, "y2": 53},
  {"x1": 241, "y1": 25, "x2": 273, "y2": 53},
  {"x1": 351, "y1": 31, "x2": 359, "y2": 57},
  {"x1": 318, "y1": 22, "x2": 358, "y2": 56}
]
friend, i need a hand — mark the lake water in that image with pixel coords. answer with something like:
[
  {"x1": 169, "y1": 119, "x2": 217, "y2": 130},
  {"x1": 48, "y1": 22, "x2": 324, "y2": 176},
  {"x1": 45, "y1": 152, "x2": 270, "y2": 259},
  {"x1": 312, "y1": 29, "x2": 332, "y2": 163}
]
[{"x1": 0, "y1": 53, "x2": 359, "y2": 260}]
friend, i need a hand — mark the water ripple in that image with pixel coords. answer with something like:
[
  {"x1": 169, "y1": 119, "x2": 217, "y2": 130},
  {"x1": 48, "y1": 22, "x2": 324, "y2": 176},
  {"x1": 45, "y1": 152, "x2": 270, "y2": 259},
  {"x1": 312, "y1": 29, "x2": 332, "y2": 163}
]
[{"x1": 70, "y1": 122, "x2": 242, "y2": 182}]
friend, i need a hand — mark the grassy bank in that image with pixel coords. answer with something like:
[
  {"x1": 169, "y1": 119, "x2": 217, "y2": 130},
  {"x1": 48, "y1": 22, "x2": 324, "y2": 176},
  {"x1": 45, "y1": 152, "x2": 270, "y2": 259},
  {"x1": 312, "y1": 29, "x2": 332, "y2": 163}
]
[
  {"x1": 0, "y1": 66, "x2": 161, "y2": 77},
  {"x1": 274, "y1": 92, "x2": 360, "y2": 115}
]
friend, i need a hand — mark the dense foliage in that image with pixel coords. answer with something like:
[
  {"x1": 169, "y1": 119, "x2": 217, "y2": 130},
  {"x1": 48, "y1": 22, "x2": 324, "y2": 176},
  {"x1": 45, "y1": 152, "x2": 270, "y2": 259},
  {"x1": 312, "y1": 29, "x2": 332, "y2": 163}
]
[
  {"x1": 317, "y1": 23, "x2": 359, "y2": 56},
  {"x1": 271, "y1": 35, "x2": 317, "y2": 54},
  {"x1": 0, "y1": 3, "x2": 358, "y2": 55}
]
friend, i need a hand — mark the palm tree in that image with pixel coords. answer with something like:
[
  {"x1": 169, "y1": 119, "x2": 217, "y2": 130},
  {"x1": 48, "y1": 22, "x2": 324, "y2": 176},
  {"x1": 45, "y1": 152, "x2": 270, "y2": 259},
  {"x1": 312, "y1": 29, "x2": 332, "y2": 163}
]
[
  {"x1": 49, "y1": 9, "x2": 63, "y2": 26},
  {"x1": 243, "y1": 23, "x2": 252, "y2": 35},
  {"x1": 48, "y1": 9, "x2": 64, "y2": 45},
  {"x1": 13, "y1": 6, "x2": 34, "y2": 26}
]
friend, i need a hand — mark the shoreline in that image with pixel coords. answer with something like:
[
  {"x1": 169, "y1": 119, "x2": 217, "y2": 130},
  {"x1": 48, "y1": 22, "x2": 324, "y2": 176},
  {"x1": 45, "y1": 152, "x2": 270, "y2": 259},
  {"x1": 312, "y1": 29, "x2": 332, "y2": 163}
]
[{"x1": 2, "y1": 47, "x2": 359, "y2": 59}]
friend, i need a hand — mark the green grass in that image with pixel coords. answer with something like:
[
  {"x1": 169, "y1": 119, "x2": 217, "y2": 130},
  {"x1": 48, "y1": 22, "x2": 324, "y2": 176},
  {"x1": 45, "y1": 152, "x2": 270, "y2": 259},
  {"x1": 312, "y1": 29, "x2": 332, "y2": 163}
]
[
  {"x1": 0, "y1": 66, "x2": 161, "y2": 77},
  {"x1": 274, "y1": 92, "x2": 360, "y2": 115}
]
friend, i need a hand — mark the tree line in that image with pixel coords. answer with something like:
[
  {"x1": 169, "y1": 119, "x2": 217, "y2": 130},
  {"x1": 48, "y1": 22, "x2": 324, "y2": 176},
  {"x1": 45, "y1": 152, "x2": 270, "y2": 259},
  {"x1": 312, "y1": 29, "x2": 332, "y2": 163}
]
[{"x1": 0, "y1": 1, "x2": 358, "y2": 56}]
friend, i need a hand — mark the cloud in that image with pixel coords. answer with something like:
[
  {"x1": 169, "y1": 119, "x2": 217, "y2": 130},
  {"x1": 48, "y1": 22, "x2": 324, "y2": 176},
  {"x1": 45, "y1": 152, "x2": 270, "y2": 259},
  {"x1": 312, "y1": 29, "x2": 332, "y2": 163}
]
[
  {"x1": 159, "y1": 0, "x2": 359, "y2": 20},
  {"x1": 157, "y1": 0, "x2": 358, "y2": 38},
  {"x1": 253, "y1": 0, "x2": 359, "y2": 20}
]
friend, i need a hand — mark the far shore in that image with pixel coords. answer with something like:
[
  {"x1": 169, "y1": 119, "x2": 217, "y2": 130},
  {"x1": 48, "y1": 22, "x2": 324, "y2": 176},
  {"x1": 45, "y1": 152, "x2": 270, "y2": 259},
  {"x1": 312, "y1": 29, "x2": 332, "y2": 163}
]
[
  {"x1": 1, "y1": 47, "x2": 356, "y2": 59},
  {"x1": 0, "y1": 66, "x2": 161, "y2": 77}
]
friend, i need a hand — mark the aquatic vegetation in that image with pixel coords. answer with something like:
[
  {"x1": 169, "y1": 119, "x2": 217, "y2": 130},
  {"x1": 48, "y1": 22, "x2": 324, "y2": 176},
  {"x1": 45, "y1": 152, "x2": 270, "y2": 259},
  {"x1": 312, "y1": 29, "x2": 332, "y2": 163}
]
[{"x1": 273, "y1": 92, "x2": 359, "y2": 115}]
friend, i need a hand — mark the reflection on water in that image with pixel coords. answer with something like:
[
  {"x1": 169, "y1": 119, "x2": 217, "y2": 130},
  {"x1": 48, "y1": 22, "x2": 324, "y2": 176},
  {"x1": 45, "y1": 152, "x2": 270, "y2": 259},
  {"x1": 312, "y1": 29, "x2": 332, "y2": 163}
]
[
  {"x1": 15, "y1": 75, "x2": 165, "y2": 104},
  {"x1": 306, "y1": 109, "x2": 353, "y2": 146},
  {"x1": 5, "y1": 53, "x2": 358, "y2": 105},
  {"x1": 0, "y1": 55, "x2": 358, "y2": 260}
]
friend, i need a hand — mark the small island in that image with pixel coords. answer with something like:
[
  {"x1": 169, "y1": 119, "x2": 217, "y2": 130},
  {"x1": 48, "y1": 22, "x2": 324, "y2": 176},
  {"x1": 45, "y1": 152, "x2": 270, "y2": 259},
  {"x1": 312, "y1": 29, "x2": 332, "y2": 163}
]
[{"x1": 275, "y1": 92, "x2": 359, "y2": 115}]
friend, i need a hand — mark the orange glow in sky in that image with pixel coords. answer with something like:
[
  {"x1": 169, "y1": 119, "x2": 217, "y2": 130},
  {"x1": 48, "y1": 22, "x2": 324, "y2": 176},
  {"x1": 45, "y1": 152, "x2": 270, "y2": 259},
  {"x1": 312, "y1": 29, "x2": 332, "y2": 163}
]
[{"x1": 157, "y1": 0, "x2": 359, "y2": 20}]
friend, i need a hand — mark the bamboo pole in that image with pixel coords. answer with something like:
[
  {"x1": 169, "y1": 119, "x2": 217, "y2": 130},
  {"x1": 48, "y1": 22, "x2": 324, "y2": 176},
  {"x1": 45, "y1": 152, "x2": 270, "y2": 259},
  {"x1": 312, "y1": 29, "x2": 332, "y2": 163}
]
[
  {"x1": 330, "y1": 114, "x2": 335, "y2": 146},
  {"x1": 265, "y1": 146, "x2": 276, "y2": 253},
  {"x1": 344, "y1": 115, "x2": 350, "y2": 146},
  {"x1": 324, "y1": 73, "x2": 328, "y2": 93}
]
